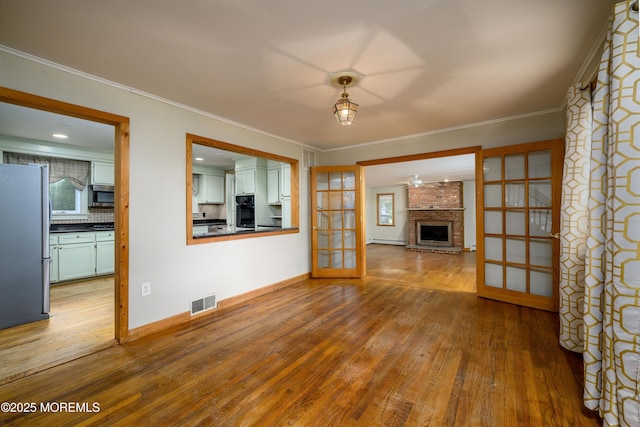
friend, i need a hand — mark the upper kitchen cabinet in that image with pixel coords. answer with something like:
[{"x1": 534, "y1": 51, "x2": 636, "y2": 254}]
[
  {"x1": 267, "y1": 168, "x2": 280, "y2": 204},
  {"x1": 193, "y1": 165, "x2": 225, "y2": 204},
  {"x1": 91, "y1": 161, "x2": 114, "y2": 186},
  {"x1": 235, "y1": 169, "x2": 256, "y2": 195},
  {"x1": 198, "y1": 174, "x2": 224, "y2": 204}
]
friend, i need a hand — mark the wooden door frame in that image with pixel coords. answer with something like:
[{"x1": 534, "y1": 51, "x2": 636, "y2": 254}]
[
  {"x1": 358, "y1": 145, "x2": 482, "y2": 271},
  {"x1": 0, "y1": 87, "x2": 130, "y2": 343}
]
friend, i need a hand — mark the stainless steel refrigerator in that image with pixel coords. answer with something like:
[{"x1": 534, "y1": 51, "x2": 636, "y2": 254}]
[{"x1": 0, "y1": 163, "x2": 50, "y2": 330}]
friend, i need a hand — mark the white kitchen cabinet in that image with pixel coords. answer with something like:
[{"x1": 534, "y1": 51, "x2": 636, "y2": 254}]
[
  {"x1": 235, "y1": 169, "x2": 255, "y2": 194},
  {"x1": 49, "y1": 235, "x2": 59, "y2": 283},
  {"x1": 198, "y1": 174, "x2": 224, "y2": 204},
  {"x1": 281, "y1": 196, "x2": 292, "y2": 228},
  {"x1": 91, "y1": 161, "x2": 114, "y2": 186},
  {"x1": 280, "y1": 163, "x2": 291, "y2": 197},
  {"x1": 58, "y1": 232, "x2": 96, "y2": 282},
  {"x1": 95, "y1": 231, "x2": 115, "y2": 275},
  {"x1": 267, "y1": 168, "x2": 280, "y2": 204}
]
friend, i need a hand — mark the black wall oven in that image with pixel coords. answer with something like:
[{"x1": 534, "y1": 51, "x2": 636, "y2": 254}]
[{"x1": 236, "y1": 195, "x2": 255, "y2": 228}]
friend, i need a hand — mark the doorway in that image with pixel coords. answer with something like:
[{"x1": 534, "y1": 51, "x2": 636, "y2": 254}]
[
  {"x1": 0, "y1": 87, "x2": 130, "y2": 381},
  {"x1": 358, "y1": 146, "x2": 480, "y2": 287}
]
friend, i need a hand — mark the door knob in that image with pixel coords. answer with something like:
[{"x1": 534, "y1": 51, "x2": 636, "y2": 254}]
[{"x1": 549, "y1": 232, "x2": 560, "y2": 240}]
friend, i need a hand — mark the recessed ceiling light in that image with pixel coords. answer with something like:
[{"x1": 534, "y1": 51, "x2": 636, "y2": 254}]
[
  {"x1": 52, "y1": 133, "x2": 68, "y2": 139},
  {"x1": 195, "y1": 157, "x2": 204, "y2": 161}
]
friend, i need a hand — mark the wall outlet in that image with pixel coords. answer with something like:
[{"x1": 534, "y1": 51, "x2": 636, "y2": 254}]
[{"x1": 140, "y1": 282, "x2": 151, "y2": 297}]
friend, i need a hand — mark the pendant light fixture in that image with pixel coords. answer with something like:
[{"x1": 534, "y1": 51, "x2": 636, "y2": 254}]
[{"x1": 331, "y1": 72, "x2": 359, "y2": 125}]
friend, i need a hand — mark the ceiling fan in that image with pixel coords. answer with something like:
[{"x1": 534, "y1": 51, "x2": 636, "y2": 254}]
[{"x1": 406, "y1": 175, "x2": 438, "y2": 188}]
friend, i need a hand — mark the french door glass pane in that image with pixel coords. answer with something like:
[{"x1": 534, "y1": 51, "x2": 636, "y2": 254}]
[
  {"x1": 344, "y1": 250, "x2": 356, "y2": 268},
  {"x1": 330, "y1": 192, "x2": 343, "y2": 209},
  {"x1": 329, "y1": 172, "x2": 343, "y2": 189},
  {"x1": 343, "y1": 172, "x2": 355, "y2": 190},
  {"x1": 485, "y1": 237, "x2": 503, "y2": 261},
  {"x1": 344, "y1": 191, "x2": 355, "y2": 209},
  {"x1": 484, "y1": 156, "x2": 502, "y2": 181},
  {"x1": 506, "y1": 238, "x2": 526, "y2": 264},
  {"x1": 529, "y1": 181, "x2": 552, "y2": 207},
  {"x1": 531, "y1": 269, "x2": 553, "y2": 296},
  {"x1": 485, "y1": 211, "x2": 502, "y2": 234},
  {"x1": 506, "y1": 266, "x2": 527, "y2": 292},
  {"x1": 330, "y1": 212, "x2": 343, "y2": 229},
  {"x1": 317, "y1": 212, "x2": 329, "y2": 231},
  {"x1": 505, "y1": 154, "x2": 525, "y2": 179},
  {"x1": 485, "y1": 263, "x2": 503, "y2": 288},
  {"x1": 318, "y1": 250, "x2": 329, "y2": 268},
  {"x1": 530, "y1": 239, "x2": 552, "y2": 267},
  {"x1": 344, "y1": 211, "x2": 356, "y2": 228},
  {"x1": 528, "y1": 150, "x2": 551, "y2": 178},
  {"x1": 316, "y1": 172, "x2": 329, "y2": 191},
  {"x1": 529, "y1": 209, "x2": 552, "y2": 235},
  {"x1": 331, "y1": 250, "x2": 343, "y2": 268},
  {"x1": 505, "y1": 183, "x2": 525, "y2": 207},
  {"x1": 317, "y1": 192, "x2": 328, "y2": 210},
  {"x1": 330, "y1": 231, "x2": 342, "y2": 248},
  {"x1": 484, "y1": 184, "x2": 502, "y2": 207},
  {"x1": 317, "y1": 231, "x2": 328, "y2": 248},
  {"x1": 344, "y1": 230, "x2": 355, "y2": 248},
  {"x1": 506, "y1": 211, "x2": 526, "y2": 235}
]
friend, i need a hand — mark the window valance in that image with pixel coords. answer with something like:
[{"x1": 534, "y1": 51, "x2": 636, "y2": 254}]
[{"x1": 3, "y1": 152, "x2": 90, "y2": 191}]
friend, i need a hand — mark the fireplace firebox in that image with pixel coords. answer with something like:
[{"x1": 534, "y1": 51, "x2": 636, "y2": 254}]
[{"x1": 417, "y1": 221, "x2": 453, "y2": 247}]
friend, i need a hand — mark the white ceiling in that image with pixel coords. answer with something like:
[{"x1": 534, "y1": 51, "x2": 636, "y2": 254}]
[{"x1": 0, "y1": 0, "x2": 614, "y2": 185}]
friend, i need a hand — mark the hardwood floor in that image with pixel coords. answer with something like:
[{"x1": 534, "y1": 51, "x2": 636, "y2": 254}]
[
  {"x1": 0, "y1": 245, "x2": 599, "y2": 426},
  {"x1": 0, "y1": 277, "x2": 115, "y2": 385}
]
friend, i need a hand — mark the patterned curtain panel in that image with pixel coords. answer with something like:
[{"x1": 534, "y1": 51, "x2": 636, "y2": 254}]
[
  {"x1": 559, "y1": 2, "x2": 640, "y2": 425},
  {"x1": 3, "y1": 152, "x2": 89, "y2": 190},
  {"x1": 558, "y1": 85, "x2": 592, "y2": 353}
]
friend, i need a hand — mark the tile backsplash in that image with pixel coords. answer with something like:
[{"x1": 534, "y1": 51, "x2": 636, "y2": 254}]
[
  {"x1": 193, "y1": 204, "x2": 226, "y2": 220},
  {"x1": 52, "y1": 208, "x2": 114, "y2": 225}
]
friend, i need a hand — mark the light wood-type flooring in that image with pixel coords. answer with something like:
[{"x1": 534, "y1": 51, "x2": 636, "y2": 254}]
[
  {"x1": 0, "y1": 277, "x2": 115, "y2": 385},
  {"x1": 0, "y1": 245, "x2": 600, "y2": 426}
]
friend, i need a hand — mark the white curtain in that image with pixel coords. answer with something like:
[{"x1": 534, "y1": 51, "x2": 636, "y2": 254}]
[{"x1": 559, "y1": 2, "x2": 640, "y2": 426}]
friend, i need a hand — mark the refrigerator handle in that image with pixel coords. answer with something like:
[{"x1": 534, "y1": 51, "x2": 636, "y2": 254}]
[{"x1": 41, "y1": 165, "x2": 51, "y2": 314}]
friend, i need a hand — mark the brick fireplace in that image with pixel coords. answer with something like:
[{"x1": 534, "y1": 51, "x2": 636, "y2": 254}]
[{"x1": 406, "y1": 181, "x2": 464, "y2": 254}]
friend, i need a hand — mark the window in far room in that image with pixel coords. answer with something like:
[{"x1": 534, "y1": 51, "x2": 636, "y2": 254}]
[{"x1": 377, "y1": 193, "x2": 394, "y2": 226}]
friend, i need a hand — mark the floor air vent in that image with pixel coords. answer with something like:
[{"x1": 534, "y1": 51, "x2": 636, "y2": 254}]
[{"x1": 191, "y1": 294, "x2": 217, "y2": 315}]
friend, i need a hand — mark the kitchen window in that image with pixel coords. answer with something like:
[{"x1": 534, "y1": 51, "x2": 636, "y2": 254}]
[
  {"x1": 3, "y1": 151, "x2": 90, "y2": 218},
  {"x1": 50, "y1": 178, "x2": 83, "y2": 214}
]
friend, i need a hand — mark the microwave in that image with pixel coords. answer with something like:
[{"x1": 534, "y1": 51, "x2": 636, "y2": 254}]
[{"x1": 89, "y1": 185, "x2": 115, "y2": 207}]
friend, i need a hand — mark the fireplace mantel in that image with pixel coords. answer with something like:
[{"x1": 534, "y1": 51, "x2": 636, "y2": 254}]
[{"x1": 406, "y1": 208, "x2": 465, "y2": 211}]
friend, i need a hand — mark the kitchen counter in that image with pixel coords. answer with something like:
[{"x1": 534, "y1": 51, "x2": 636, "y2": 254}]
[
  {"x1": 50, "y1": 223, "x2": 114, "y2": 233},
  {"x1": 193, "y1": 225, "x2": 296, "y2": 239}
]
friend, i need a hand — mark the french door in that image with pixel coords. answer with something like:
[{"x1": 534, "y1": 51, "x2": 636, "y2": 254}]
[
  {"x1": 476, "y1": 139, "x2": 564, "y2": 311},
  {"x1": 310, "y1": 165, "x2": 366, "y2": 278}
]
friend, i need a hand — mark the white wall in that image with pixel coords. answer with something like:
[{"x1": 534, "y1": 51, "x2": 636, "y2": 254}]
[
  {"x1": 462, "y1": 180, "x2": 477, "y2": 250},
  {"x1": 1, "y1": 51, "x2": 312, "y2": 329},
  {"x1": 318, "y1": 111, "x2": 565, "y2": 166},
  {"x1": 366, "y1": 185, "x2": 407, "y2": 245}
]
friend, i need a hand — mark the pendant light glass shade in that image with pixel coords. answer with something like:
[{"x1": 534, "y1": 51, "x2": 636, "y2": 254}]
[{"x1": 332, "y1": 90, "x2": 359, "y2": 125}]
